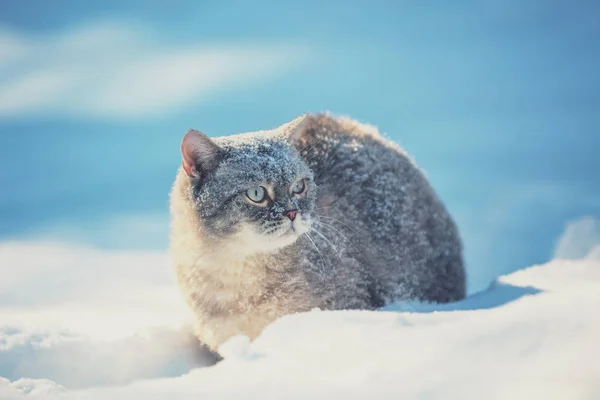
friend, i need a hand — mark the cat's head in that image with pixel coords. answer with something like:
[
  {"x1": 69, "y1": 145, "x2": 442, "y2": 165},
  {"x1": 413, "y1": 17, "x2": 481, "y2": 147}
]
[{"x1": 179, "y1": 116, "x2": 316, "y2": 254}]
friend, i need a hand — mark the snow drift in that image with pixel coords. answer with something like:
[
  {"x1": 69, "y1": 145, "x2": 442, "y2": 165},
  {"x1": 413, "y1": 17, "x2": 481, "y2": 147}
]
[{"x1": 1, "y1": 218, "x2": 599, "y2": 399}]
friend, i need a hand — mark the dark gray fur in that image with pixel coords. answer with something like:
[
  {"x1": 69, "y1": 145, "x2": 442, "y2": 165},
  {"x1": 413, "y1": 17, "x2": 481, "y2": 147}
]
[{"x1": 290, "y1": 115, "x2": 466, "y2": 305}]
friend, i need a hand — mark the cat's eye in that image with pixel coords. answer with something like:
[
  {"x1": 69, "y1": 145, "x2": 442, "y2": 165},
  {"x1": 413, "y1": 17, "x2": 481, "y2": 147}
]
[
  {"x1": 291, "y1": 179, "x2": 306, "y2": 195},
  {"x1": 246, "y1": 186, "x2": 266, "y2": 203}
]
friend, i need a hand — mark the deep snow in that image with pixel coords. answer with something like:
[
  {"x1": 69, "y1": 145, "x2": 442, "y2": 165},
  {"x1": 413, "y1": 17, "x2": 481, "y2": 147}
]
[{"x1": 1, "y1": 219, "x2": 599, "y2": 399}]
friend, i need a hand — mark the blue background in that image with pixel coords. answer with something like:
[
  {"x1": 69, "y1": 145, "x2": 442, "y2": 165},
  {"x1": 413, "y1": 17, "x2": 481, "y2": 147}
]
[{"x1": 1, "y1": 0, "x2": 599, "y2": 293}]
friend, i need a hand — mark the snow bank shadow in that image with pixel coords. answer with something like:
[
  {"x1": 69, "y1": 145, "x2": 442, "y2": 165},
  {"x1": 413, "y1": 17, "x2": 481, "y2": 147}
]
[
  {"x1": 0, "y1": 326, "x2": 220, "y2": 389},
  {"x1": 383, "y1": 282, "x2": 542, "y2": 313}
]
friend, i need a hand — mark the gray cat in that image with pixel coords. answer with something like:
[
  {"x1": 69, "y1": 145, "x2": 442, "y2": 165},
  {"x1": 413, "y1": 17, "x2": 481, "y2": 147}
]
[{"x1": 170, "y1": 113, "x2": 465, "y2": 351}]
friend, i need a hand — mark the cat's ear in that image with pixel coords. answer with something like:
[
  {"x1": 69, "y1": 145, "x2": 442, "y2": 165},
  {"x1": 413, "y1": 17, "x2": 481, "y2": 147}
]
[
  {"x1": 181, "y1": 129, "x2": 222, "y2": 179},
  {"x1": 284, "y1": 113, "x2": 315, "y2": 145}
]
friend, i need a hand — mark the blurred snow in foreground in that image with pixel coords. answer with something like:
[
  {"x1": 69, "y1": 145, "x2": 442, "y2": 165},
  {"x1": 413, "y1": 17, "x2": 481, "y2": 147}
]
[{"x1": 1, "y1": 218, "x2": 599, "y2": 399}]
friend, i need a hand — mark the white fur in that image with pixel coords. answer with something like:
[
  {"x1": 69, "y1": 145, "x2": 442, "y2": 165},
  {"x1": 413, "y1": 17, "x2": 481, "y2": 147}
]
[{"x1": 170, "y1": 169, "x2": 312, "y2": 350}]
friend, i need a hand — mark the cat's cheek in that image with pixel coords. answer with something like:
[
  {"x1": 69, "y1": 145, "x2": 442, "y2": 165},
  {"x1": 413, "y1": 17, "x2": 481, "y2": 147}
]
[{"x1": 294, "y1": 215, "x2": 312, "y2": 236}]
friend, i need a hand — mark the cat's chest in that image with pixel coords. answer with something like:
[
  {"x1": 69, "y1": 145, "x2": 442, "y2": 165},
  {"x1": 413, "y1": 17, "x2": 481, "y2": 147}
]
[
  {"x1": 200, "y1": 280, "x2": 324, "y2": 349},
  {"x1": 177, "y1": 259, "x2": 307, "y2": 312},
  {"x1": 186, "y1": 275, "x2": 299, "y2": 348}
]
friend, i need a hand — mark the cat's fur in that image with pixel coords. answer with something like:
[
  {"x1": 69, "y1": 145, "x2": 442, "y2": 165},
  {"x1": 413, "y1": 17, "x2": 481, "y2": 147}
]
[{"x1": 170, "y1": 113, "x2": 465, "y2": 351}]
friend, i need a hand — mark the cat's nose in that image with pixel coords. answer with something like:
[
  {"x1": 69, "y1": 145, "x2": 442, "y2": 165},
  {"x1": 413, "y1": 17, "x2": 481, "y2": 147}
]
[{"x1": 284, "y1": 210, "x2": 297, "y2": 221}]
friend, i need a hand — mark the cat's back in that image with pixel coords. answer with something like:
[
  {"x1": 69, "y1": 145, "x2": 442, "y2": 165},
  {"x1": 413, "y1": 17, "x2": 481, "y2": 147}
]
[
  {"x1": 292, "y1": 114, "x2": 466, "y2": 304},
  {"x1": 293, "y1": 114, "x2": 432, "y2": 221},
  {"x1": 291, "y1": 115, "x2": 414, "y2": 188}
]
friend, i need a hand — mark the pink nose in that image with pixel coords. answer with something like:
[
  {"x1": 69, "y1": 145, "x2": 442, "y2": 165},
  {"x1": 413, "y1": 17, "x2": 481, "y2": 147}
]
[{"x1": 285, "y1": 210, "x2": 298, "y2": 221}]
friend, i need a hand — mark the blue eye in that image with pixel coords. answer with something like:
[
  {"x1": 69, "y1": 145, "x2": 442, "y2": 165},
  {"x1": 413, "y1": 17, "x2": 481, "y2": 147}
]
[
  {"x1": 246, "y1": 186, "x2": 266, "y2": 203},
  {"x1": 291, "y1": 179, "x2": 305, "y2": 194}
]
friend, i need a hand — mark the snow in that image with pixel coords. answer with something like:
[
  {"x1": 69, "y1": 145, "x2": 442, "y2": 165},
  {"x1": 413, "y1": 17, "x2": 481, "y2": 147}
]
[
  {"x1": 554, "y1": 216, "x2": 600, "y2": 260},
  {"x1": 1, "y1": 219, "x2": 600, "y2": 399}
]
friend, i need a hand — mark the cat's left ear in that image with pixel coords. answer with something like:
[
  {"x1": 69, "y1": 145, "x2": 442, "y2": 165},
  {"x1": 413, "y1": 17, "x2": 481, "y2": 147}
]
[
  {"x1": 181, "y1": 129, "x2": 222, "y2": 180},
  {"x1": 283, "y1": 113, "x2": 314, "y2": 146}
]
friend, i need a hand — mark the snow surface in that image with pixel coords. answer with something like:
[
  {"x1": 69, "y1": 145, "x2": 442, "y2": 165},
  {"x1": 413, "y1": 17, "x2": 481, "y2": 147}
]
[{"x1": 1, "y1": 219, "x2": 600, "y2": 399}]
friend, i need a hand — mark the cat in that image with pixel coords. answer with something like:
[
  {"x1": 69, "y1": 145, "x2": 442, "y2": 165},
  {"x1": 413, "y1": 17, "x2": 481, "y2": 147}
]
[{"x1": 170, "y1": 113, "x2": 465, "y2": 351}]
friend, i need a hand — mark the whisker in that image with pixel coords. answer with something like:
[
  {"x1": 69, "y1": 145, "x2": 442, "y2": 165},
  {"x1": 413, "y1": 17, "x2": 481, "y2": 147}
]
[
  {"x1": 294, "y1": 137, "x2": 322, "y2": 156},
  {"x1": 315, "y1": 205, "x2": 336, "y2": 211},
  {"x1": 303, "y1": 233, "x2": 328, "y2": 273},
  {"x1": 312, "y1": 221, "x2": 361, "y2": 254},
  {"x1": 316, "y1": 215, "x2": 357, "y2": 232},
  {"x1": 297, "y1": 137, "x2": 327, "y2": 161},
  {"x1": 310, "y1": 227, "x2": 341, "y2": 258},
  {"x1": 300, "y1": 137, "x2": 325, "y2": 156},
  {"x1": 304, "y1": 150, "x2": 327, "y2": 163},
  {"x1": 313, "y1": 221, "x2": 350, "y2": 240}
]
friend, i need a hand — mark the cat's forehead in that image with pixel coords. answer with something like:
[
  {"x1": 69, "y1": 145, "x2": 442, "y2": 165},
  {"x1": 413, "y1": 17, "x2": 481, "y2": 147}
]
[
  {"x1": 212, "y1": 137, "x2": 310, "y2": 185},
  {"x1": 213, "y1": 127, "x2": 282, "y2": 147}
]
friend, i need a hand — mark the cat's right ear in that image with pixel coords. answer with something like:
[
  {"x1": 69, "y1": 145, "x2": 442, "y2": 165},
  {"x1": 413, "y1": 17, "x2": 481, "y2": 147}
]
[{"x1": 181, "y1": 129, "x2": 222, "y2": 180}]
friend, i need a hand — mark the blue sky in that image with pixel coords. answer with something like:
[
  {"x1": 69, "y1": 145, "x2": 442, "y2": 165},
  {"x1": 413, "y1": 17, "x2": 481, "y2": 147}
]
[{"x1": 1, "y1": 0, "x2": 599, "y2": 293}]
